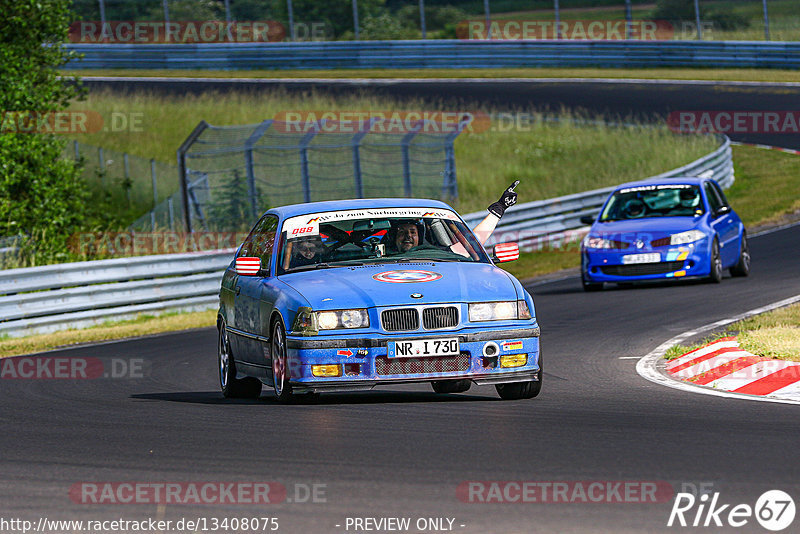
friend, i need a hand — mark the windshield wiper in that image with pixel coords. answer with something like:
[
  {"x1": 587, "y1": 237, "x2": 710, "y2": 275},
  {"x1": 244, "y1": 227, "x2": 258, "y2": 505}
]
[{"x1": 325, "y1": 260, "x2": 366, "y2": 266}]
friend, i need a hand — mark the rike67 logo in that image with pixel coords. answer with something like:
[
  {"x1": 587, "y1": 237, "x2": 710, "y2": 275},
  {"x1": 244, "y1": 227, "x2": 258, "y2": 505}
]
[{"x1": 668, "y1": 490, "x2": 795, "y2": 531}]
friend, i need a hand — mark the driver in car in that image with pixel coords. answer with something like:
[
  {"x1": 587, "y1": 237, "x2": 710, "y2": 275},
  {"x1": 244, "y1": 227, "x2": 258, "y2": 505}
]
[
  {"x1": 394, "y1": 221, "x2": 422, "y2": 252},
  {"x1": 390, "y1": 181, "x2": 522, "y2": 254}
]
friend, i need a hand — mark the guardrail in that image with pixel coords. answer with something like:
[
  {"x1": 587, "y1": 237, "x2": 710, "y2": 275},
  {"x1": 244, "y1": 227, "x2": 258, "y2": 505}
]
[
  {"x1": 64, "y1": 41, "x2": 800, "y2": 70},
  {"x1": 0, "y1": 135, "x2": 732, "y2": 338},
  {"x1": 0, "y1": 250, "x2": 233, "y2": 338},
  {"x1": 461, "y1": 134, "x2": 733, "y2": 250}
]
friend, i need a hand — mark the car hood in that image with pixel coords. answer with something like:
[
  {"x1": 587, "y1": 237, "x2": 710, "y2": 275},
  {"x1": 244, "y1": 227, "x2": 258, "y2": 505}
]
[
  {"x1": 591, "y1": 216, "x2": 701, "y2": 238},
  {"x1": 277, "y1": 262, "x2": 518, "y2": 309}
]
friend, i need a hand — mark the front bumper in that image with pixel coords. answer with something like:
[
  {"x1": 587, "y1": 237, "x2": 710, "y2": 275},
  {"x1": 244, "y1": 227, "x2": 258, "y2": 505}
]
[
  {"x1": 284, "y1": 327, "x2": 540, "y2": 392},
  {"x1": 583, "y1": 243, "x2": 710, "y2": 283}
]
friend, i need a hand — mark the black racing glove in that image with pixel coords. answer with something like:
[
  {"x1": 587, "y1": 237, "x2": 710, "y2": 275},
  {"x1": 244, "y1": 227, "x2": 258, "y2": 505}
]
[{"x1": 488, "y1": 180, "x2": 520, "y2": 219}]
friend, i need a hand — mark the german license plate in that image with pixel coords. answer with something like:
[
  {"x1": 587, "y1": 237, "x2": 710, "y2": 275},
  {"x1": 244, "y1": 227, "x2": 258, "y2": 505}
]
[
  {"x1": 387, "y1": 338, "x2": 459, "y2": 358},
  {"x1": 622, "y1": 253, "x2": 661, "y2": 264}
]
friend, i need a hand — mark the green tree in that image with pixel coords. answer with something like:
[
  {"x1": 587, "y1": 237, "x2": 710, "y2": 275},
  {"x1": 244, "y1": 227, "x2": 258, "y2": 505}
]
[
  {"x1": 653, "y1": 0, "x2": 749, "y2": 31},
  {"x1": 0, "y1": 0, "x2": 89, "y2": 265},
  {"x1": 271, "y1": 0, "x2": 386, "y2": 39}
]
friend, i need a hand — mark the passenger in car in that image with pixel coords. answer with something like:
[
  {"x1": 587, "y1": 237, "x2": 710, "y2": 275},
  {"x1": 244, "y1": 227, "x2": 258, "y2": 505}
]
[{"x1": 290, "y1": 236, "x2": 325, "y2": 268}]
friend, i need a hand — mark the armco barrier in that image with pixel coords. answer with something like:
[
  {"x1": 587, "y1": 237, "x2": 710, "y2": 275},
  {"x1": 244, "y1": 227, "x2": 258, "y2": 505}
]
[
  {"x1": 461, "y1": 134, "x2": 733, "y2": 250},
  {"x1": 0, "y1": 250, "x2": 233, "y2": 338},
  {"x1": 0, "y1": 135, "x2": 732, "y2": 338},
  {"x1": 63, "y1": 40, "x2": 800, "y2": 70}
]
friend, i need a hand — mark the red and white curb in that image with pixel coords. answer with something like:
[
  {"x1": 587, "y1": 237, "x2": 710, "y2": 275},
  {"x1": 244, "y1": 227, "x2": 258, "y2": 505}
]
[
  {"x1": 636, "y1": 294, "x2": 800, "y2": 406},
  {"x1": 730, "y1": 141, "x2": 800, "y2": 156},
  {"x1": 666, "y1": 337, "x2": 800, "y2": 400}
]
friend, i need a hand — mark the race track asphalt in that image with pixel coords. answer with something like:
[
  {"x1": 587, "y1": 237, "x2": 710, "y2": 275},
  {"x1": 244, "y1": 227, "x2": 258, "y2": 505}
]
[{"x1": 2, "y1": 223, "x2": 799, "y2": 533}]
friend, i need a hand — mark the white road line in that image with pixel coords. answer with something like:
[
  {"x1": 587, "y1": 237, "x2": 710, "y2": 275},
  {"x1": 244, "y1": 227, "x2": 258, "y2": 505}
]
[{"x1": 635, "y1": 293, "x2": 800, "y2": 406}]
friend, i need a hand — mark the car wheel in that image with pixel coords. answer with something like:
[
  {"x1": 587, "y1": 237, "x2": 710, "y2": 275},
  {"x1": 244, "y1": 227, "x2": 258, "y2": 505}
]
[
  {"x1": 495, "y1": 356, "x2": 542, "y2": 400},
  {"x1": 271, "y1": 320, "x2": 294, "y2": 403},
  {"x1": 730, "y1": 233, "x2": 750, "y2": 277},
  {"x1": 431, "y1": 379, "x2": 471, "y2": 394},
  {"x1": 218, "y1": 322, "x2": 262, "y2": 399},
  {"x1": 582, "y1": 278, "x2": 603, "y2": 292},
  {"x1": 708, "y1": 238, "x2": 723, "y2": 283}
]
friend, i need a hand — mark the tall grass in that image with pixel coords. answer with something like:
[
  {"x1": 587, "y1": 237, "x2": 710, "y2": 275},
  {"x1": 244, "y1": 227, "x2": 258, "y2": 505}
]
[{"x1": 67, "y1": 88, "x2": 717, "y2": 214}]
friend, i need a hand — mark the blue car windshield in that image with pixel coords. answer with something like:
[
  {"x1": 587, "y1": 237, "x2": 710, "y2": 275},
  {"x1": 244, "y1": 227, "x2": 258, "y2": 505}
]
[
  {"x1": 277, "y1": 208, "x2": 490, "y2": 274},
  {"x1": 600, "y1": 184, "x2": 704, "y2": 222}
]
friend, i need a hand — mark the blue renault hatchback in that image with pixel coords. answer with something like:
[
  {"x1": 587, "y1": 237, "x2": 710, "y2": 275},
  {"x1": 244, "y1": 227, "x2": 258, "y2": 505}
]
[
  {"x1": 580, "y1": 177, "x2": 750, "y2": 291},
  {"x1": 217, "y1": 198, "x2": 541, "y2": 402}
]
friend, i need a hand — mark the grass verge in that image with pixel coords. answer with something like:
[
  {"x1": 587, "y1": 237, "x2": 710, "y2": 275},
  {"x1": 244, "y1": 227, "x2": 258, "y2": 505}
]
[
  {"x1": 727, "y1": 145, "x2": 800, "y2": 227},
  {"x1": 65, "y1": 67, "x2": 800, "y2": 84},
  {"x1": 664, "y1": 303, "x2": 800, "y2": 362},
  {"x1": 0, "y1": 310, "x2": 216, "y2": 359}
]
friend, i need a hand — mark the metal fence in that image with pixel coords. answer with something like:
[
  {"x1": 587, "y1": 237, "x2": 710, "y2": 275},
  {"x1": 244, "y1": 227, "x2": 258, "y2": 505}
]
[
  {"x1": 71, "y1": 0, "x2": 784, "y2": 42},
  {"x1": 170, "y1": 117, "x2": 467, "y2": 233},
  {"x1": 0, "y1": 250, "x2": 233, "y2": 338},
  {"x1": 64, "y1": 40, "x2": 800, "y2": 70},
  {"x1": 461, "y1": 134, "x2": 734, "y2": 250},
  {"x1": 0, "y1": 134, "x2": 734, "y2": 338},
  {"x1": 66, "y1": 140, "x2": 179, "y2": 227}
]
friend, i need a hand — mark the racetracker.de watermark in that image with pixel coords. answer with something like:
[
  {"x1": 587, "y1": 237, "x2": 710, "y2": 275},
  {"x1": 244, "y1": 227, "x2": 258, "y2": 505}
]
[
  {"x1": 69, "y1": 482, "x2": 327, "y2": 504},
  {"x1": 69, "y1": 232, "x2": 249, "y2": 257},
  {"x1": 457, "y1": 481, "x2": 674, "y2": 503},
  {"x1": 69, "y1": 21, "x2": 285, "y2": 43},
  {"x1": 271, "y1": 111, "x2": 491, "y2": 134},
  {"x1": 668, "y1": 111, "x2": 800, "y2": 135},
  {"x1": 0, "y1": 111, "x2": 144, "y2": 135},
  {"x1": 0, "y1": 357, "x2": 145, "y2": 380},
  {"x1": 457, "y1": 19, "x2": 675, "y2": 40}
]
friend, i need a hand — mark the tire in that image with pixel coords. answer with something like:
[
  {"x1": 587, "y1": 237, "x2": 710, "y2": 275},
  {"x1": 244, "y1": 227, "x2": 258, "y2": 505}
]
[
  {"x1": 431, "y1": 379, "x2": 471, "y2": 394},
  {"x1": 581, "y1": 257, "x2": 603, "y2": 292},
  {"x1": 495, "y1": 356, "x2": 542, "y2": 400},
  {"x1": 271, "y1": 320, "x2": 294, "y2": 403},
  {"x1": 730, "y1": 232, "x2": 751, "y2": 277},
  {"x1": 218, "y1": 322, "x2": 262, "y2": 399},
  {"x1": 582, "y1": 279, "x2": 603, "y2": 292},
  {"x1": 708, "y1": 238, "x2": 723, "y2": 283}
]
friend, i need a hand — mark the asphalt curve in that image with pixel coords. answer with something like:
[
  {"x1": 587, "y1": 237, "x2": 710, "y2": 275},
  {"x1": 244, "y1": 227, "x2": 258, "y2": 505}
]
[
  {"x1": 82, "y1": 77, "x2": 800, "y2": 150},
  {"x1": 2, "y1": 223, "x2": 799, "y2": 533}
]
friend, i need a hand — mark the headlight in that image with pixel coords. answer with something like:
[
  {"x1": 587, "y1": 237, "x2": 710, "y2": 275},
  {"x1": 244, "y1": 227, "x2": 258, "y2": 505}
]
[
  {"x1": 469, "y1": 301, "x2": 529, "y2": 322},
  {"x1": 670, "y1": 230, "x2": 705, "y2": 245},
  {"x1": 584, "y1": 236, "x2": 614, "y2": 249},
  {"x1": 291, "y1": 307, "x2": 318, "y2": 335},
  {"x1": 316, "y1": 309, "x2": 369, "y2": 330}
]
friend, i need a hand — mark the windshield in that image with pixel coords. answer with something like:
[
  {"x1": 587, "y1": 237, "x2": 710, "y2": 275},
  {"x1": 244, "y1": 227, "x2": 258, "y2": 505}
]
[
  {"x1": 600, "y1": 184, "x2": 704, "y2": 222},
  {"x1": 277, "y1": 207, "x2": 490, "y2": 274}
]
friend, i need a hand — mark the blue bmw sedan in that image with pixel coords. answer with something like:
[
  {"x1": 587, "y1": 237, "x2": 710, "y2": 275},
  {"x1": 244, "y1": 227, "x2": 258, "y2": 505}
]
[
  {"x1": 217, "y1": 198, "x2": 541, "y2": 402},
  {"x1": 580, "y1": 177, "x2": 750, "y2": 291}
]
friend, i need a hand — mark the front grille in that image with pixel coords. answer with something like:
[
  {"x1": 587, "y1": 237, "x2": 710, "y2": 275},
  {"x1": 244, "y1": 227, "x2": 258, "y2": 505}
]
[
  {"x1": 375, "y1": 353, "x2": 470, "y2": 375},
  {"x1": 650, "y1": 237, "x2": 672, "y2": 248},
  {"x1": 422, "y1": 306, "x2": 459, "y2": 329},
  {"x1": 600, "y1": 261, "x2": 685, "y2": 276},
  {"x1": 382, "y1": 308, "x2": 420, "y2": 331}
]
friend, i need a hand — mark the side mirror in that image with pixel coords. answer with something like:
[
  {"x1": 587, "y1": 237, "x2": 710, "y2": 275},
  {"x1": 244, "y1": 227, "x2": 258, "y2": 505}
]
[
  {"x1": 714, "y1": 206, "x2": 731, "y2": 218},
  {"x1": 235, "y1": 256, "x2": 262, "y2": 276},
  {"x1": 493, "y1": 243, "x2": 519, "y2": 263},
  {"x1": 579, "y1": 215, "x2": 595, "y2": 225}
]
